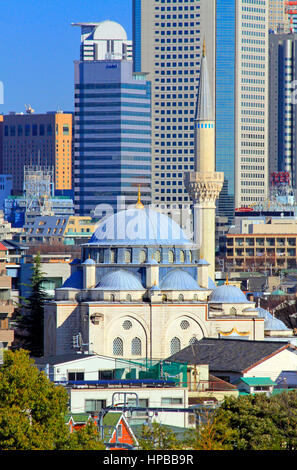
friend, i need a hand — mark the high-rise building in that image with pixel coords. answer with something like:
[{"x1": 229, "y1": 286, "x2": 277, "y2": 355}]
[
  {"x1": 0, "y1": 110, "x2": 73, "y2": 195},
  {"x1": 72, "y1": 21, "x2": 133, "y2": 61},
  {"x1": 269, "y1": 32, "x2": 297, "y2": 186},
  {"x1": 234, "y1": 0, "x2": 269, "y2": 209},
  {"x1": 216, "y1": 0, "x2": 236, "y2": 221},
  {"x1": 73, "y1": 21, "x2": 151, "y2": 216},
  {"x1": 269, "y1": 0, "x2": 289, "y2": 32},
  {"x1": 132, "y1": 0, "x2": 216, "y2": 209},
  {"x1": 285, "y1": 1, "x2": 297, "y2": 32}
]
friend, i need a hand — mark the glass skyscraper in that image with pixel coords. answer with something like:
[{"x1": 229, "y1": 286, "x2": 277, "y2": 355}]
[
  {"x1": 216, "y1": 0, "x2": 235, "y2": 221},
  {"x1": 73, "y1": 22, "x2": 152, "y2": 216}
]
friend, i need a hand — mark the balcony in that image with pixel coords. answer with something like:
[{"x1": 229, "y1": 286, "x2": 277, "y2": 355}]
[
  {"x1": 0, "y1": 301, "x2": 14, "y2": 316},
  {"x1": 0, "y1": 328, "x2": 14, "y2": 345}
]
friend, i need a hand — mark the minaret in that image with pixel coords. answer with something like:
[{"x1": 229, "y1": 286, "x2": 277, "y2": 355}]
[{"x1": 185, "y1": 42, "x2": 224, "y2": 280}]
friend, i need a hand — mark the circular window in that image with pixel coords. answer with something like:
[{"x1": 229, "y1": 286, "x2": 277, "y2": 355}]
[
  {"x1": 122, "y1": 320, "x2": 132, "y2": 330},
  {"x1": 180, "y1": 320, "x2": 190, "y2": 330}
]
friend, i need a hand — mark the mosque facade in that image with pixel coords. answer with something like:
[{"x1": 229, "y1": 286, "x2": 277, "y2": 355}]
[{"x1": 44, "y1": 197, "x2": 291, "y2": 360}]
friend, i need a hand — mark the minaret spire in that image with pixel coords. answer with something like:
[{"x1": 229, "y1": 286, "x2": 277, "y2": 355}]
[{"x1": 184, "y1": 41, "x2": 224, "y2": 281}]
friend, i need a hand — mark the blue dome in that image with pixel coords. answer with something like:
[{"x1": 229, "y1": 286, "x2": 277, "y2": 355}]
[
  {"x1": 209, "y1": 284, "x2": 248, "y2": 303},
  {"x1": 82, "y1": 258, "x2": 96, "y2": 265},
  {"x1": 96, "y1": 269, "x2": 144, "y2": 291},
  {"x1": 86, "y1": 207, "x2": 192, "y2": 247},
  {"x1": 257, "y1": 307, "x2": 289, "y2": 331},
  {"x1": 160, "y1": 269, "x2": 202, "y2": 290}
]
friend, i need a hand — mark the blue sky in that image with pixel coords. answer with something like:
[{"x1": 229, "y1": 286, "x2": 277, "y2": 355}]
[{"x1": 0, "y1": 0, "x2": 132, "y2": 114}]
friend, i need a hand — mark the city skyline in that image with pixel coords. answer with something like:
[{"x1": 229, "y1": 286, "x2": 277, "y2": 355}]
[{"x1": 0, "y1": 0, "x2": 132, "y2": 115}]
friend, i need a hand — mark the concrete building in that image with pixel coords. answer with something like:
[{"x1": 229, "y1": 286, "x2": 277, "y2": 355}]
[
  {"x1": 132, "y1": 0, "x2": 216, "y2": 209},
  {"x1": 73, "y1": 21, "x2": 151, "y2": 215},
  {"x1": 234, "y1": 0, "x2": 270, "y2": 209},
  {"x1": 269, "y1": 33, "x2": 297, "y2": 187},
  {"x1": 0, "y1": 110, "x2": 73, "y2": 195},
  {"x1": 269, "y1": 0, "x2": 290, "y2": 32},
  {"x1": 72, "y1": 21, "x2": 132, "y2": 62},
  {"x1": 18, "y1": 215, "x2": 97, "y2": 246},
  {"x1": 224, "y1": 215, "x2": 297, "y2": 272}
]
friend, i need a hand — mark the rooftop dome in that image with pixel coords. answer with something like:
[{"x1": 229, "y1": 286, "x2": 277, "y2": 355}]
[
  {"x1": 257, "y1": 307, "x2": 290, "y2": 331},
  {"x1": 93, "y1": 20, "x2": 128, "y2": 41},
  {"x1": 209, "y1": 284, "x2": 248, "y2": 304},
  {"x1": 96, "y1": 269, "x2": 144, "y2": 291},
  {"x1": 87, "y1": 207, "x2": 192, "y2": 247},
  {"x1": 160, "y1": 269, "x2": 202, "y2": 291}
]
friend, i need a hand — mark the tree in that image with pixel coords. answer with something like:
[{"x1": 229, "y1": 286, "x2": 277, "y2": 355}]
[
  {"x1": 138, "y1": 422, "x2": 184, "y2": 450},
  {"x1": 207, "y1": 392, "x2": 297, "y2": 450},
  {"x1": 13, "y1": 253, "x2": 48, "y2": 357},
  {"x1": 0, "y1": 349, "x2": 105, "y2": 450}
]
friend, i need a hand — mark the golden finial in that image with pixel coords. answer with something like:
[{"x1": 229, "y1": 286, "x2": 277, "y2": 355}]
[
  {"x1": 225, "y1": 274, "x2": 229, "y2": 285},
  {"x1": 135, "y1": 185, "x2": 144, "y2": 209},
  {"x1": 203, "y1": 38, "x2": 206, "y2": 57}
]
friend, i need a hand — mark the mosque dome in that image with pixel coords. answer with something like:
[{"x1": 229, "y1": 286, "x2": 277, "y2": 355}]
[
  {"x1": 87, "y1": 207, "x2": 192, "y2": 247},
  {"x1": 160, "y1": 269, "x2": 202, "y2": 290},
  {"x1": 96, "y1": 269, "x2": 144, "y2": 291},
  {"x1": 209, "y1": 284, "x2": 248, "y2": 303},
  {"x1": 257, "y1": 307, "x2": 290, "y2": 331}
]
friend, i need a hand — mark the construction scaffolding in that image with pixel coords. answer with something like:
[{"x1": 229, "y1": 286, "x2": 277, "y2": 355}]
[{"x1": 23, "y1": 165, "x2": 54, "y2": 221}]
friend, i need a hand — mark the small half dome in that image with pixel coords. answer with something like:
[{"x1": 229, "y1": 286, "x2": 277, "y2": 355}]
[
  {"x1": 160, "y1": 269, "x2": 202, "y2": 290},
  {"x1": 96, "y1": 269, "x2": 144, "y2": 291},
  {"x1": 209, "y1": 284, "x2": 248, "y2": 303}
]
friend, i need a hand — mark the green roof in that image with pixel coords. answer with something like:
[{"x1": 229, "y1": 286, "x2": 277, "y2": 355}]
[
  {"x1": 102, "y1": 412, "x2": 122, "y2": 427},
  {"x1": 240, "y1": 377, "x2": 276, "y2": 386},
  {"x1": 65, "y1": 413, "x2": 91, "y2": 424}
]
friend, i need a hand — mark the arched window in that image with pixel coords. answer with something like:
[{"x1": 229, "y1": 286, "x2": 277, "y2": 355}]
[
  {"x1": 113, "y1": 337, "x2": 123, "y2": 356},
  {"x1": 230, "y1": 307, "x2": 237, "y2": 315},
  {"x1": 189, "y1": 337, "x2": 198, "y2": 346},
  {"x1": 168, "y1": 250, "x2": 174, "y2": 263},
  {"x1": 125, "y1": 249, "x2": 132, "y2": 263},
  {"x1": 155, "y1": 250, "x2": 161, "y2": 263},
  {"x1": 193, "y1": 294, "x2": 198, "y2": 301},
  {"x1": 170, "y1": 337, "x2": 181, "y2": 355},
  {"x1": 180, "y1": 250, "x2": 185, "y2": 263},
  {"x1": 178, "y1": 294, "x2": 184, "y2": 302},
  {"x1": 131, "y1": 337, "x2": 142, "y2": 356},
  {"x1": 126, "y1": 294, "x2": 132, "y2": 302},
  {"x1": 110, "y1": 249, "x2": 117, "y2": 263},
  {"x1": 110, "y1": 294, "x2": 115, "y2": 302},
  {"x1": 139, "y1": 250, "x2": 147, "y2": 264}
]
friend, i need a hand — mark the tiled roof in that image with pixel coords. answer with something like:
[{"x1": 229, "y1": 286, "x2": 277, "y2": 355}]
[{"x1": 166, "y1": 338, "x2": 294, "y2": 373}]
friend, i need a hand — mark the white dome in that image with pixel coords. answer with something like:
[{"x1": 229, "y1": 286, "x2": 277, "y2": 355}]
[
  {"x1": 93, "y1": 20, "x2": 127, "y2": 41},
  {"x1": 87, "y1": 207, "x2": 192, "y2": 247}
]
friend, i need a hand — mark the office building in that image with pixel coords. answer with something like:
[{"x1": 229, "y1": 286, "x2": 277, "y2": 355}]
[
  {"x1": 74, "y1": 21, "x2": 151, "y2": 216},
  {"x1": 132, "y1": 0, "x2": 216, "y2": 208},
  {"x1": 269, "y1": 32, "x2": 297, "y2": 187},
  {"x1": 269, "y1": 0, "x2": 289, "y2": 32},
  {"x1": 0, "y1": 110, "x2": 73, "y2": 195},
  {"x1": 72, "y1": 20, "x2": 132, "y2": 61},
  {"x1": 234, "y1": 0, "x2": 269, "y2": 209}
]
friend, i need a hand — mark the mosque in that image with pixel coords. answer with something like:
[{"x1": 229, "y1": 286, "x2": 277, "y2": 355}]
[
  {"x1": 43, "y1": 44, "x2": 292, "y2": 360},
  {"x1": 43, "y1": 190, "x2": 292, "y2": 360}
]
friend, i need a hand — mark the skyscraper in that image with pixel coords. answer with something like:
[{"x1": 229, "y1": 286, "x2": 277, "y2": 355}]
[
  {"x1": 234, "y1": 0, "x2": 269, "y2": 209},
  {"x1": 216, "y1": 0, "x2": 236, "y2": 221},
  {"x1": 132, "y1": 0, "x2": 216, "y2": 209},
  {"x1": 73, "y1": 21, "x2": 151, "y2": 216},
  {"x1": 269, "y1": 0, "x2": 289, "y2": 33},
  {"x1": 269, "y1": 32, "x2": 297, "y2": 186}
]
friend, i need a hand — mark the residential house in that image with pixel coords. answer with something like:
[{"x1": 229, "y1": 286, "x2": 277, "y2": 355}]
[{"x1": 166, "y1": 337, "x2": 297, "y2": 384}]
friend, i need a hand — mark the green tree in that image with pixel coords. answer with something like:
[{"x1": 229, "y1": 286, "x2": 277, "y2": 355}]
[
  {"x1": 14, "y1": 253, "x2": 47, "y2": 357},
  {"x1": 208, "y1": 393, "x2": 297, "y2": 450},
  {"x1": 138, "y1": 422, "x2": 184, "y2": 450},
  {"x1": 0, "y1": 349, "x2": 105, "y2": 450}
]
